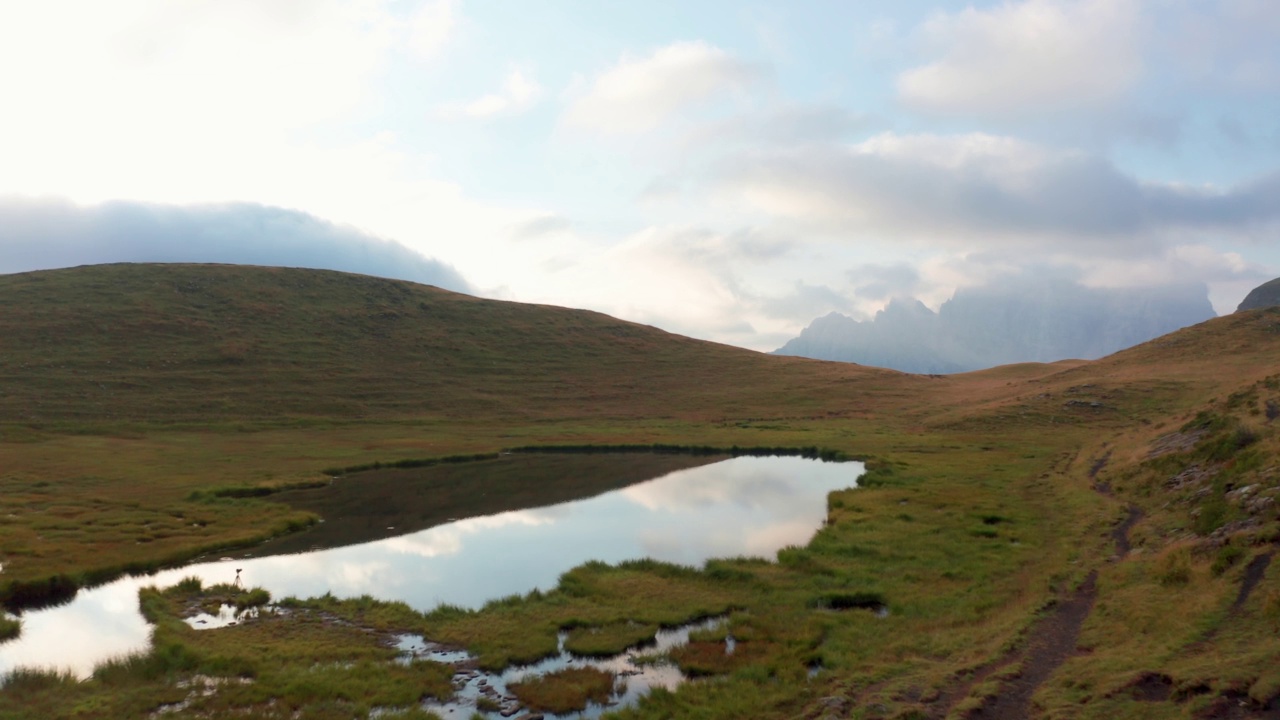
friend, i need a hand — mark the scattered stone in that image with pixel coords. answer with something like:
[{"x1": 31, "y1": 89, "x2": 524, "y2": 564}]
[
  {"x1": 1226, "y1": 485, "x2": 1259, "y2": 504},
  {"x1": 1167, "y1": 464, "x2": 1217, "y2": 491},
  {"x1": 819, "y1": 696, "x2": 843, "y2": 706},
  {"x1": 1148, "y1": 429, "x2": 1208, "y2": 459},
  {"x1": 1209, "y1": 518, "x2": 1262, "y2": 540},
  {"x1": 1063, "y1": 399, "x2": 1106, "y2": 409},
  {"x1": 815, "y1": 695, "x2": 848, "y2": 716},
  {"x1": 1248, "y1": 496, "x2": 1276, "y2": 514}
]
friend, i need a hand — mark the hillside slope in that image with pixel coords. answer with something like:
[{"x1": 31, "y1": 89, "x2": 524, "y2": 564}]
[{"x1": 0, "y1": 264, "x2": 917, "y2": 425}]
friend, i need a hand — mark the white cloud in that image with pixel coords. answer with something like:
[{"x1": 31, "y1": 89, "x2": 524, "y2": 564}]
[
  {"x1": 0, "y1": 1, "x2": 545, "y2": 276},
  {"x1": 438, "y1": 67, "x2": 542, "y2": 119},
  {"x1": 677, "y1": 105, "x2": 876, "y2": 156},
  {"x1": 898, "y1": 0, "x2": 1144, "y2": 117},
  {"x1": 0, "y1": 1, "x2": 396, "y2": 194},
  {"x1": 382, "y1": 510, "x2": 555, "y2": 560},
  {"x1": 563, "y1": 41, "x2": 760, "y2": 134},
  {"x1": 0, "y1": 197, "x2": 472, "y2": 292},
  {"x1": 1165, "y1": 0, "x2": 1280, "y2": 94},
  {"x1": 847, "y1": 262, "x2": 922, "y2": 301},
  {"x1": 715, "y1": 131, "x2": 1280, "y2": 249},
  {"x1": 1077, "y1": 243, "x2": 1273, "y2": 314},
  {"x1": 406, "y1": 0, "x2": 457, "y2": 60},
  {"x1": 0, "y1": 1, "x2": 397, "y2": 139},
  {"x1": 481, "y1": 222, "x2": 835, "y2": 350},
  {"x1": 510, "y1": 214, "x2": 572, "y2": 239}
]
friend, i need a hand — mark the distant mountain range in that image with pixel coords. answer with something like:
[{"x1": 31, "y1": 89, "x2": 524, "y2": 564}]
[{"x1": 774, "y1": 278, "x2": 1217, "y2": 374}]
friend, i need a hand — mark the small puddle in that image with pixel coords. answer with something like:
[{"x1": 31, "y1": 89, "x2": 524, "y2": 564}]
[
  {"x1": 393, "y1": 634, "x2": 472, "y2": 665},
  {"x1": 183, "y1": 605, "x2": 264, "y2": 630},
  {"x1": 404, "y1": 617, "x2": 728, "y2": 719}
]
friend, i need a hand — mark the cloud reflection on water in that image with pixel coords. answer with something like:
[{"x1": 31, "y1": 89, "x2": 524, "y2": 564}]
[{"x1": 0, "y1": 455, "x2": 860, "y2": 678}]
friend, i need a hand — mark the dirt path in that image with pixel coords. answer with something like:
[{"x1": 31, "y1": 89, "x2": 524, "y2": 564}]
[
  {"x1": 1111, "y1": 506, "x2": 1142, "y2": 556},
  {"x1": 929, "y1": 447, "x2": 1275, "y2": 720},
  {"x1": 1088, "y1": 449, "x2": 1112, "y2": 484},
  {"x1": 944, "y1": 451, "x2": 1138, "y2": 720},
  {"x1": 1231, "y1": 551, "x2": 1274, "y2": 612},
  {"x1": 1204, "y1": 549, "x2": 1280, "y2": 720},
  {"x1": 925, "y1": 510, "x2": 1140, "y2": 719},
  {"x1": 963, "y1": 571, "x2": 1098, "y2": 720}
]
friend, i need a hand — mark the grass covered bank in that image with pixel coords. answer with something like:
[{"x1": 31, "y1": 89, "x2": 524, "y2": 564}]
[
  {"x1": 1, "y1": 265, "x2": 1279, "y2": 718},
  {"x1": 0, "y1": 434, "x2": 1085, "y2": 719}
]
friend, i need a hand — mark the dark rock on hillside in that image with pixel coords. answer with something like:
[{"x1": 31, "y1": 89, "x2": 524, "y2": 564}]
[
  {"x1": 775, "y1": 278, "x2": 1216, "y2": 374},
  {"x1": 1236, "y1": 278, "x2": 1280, "y2": 312}
]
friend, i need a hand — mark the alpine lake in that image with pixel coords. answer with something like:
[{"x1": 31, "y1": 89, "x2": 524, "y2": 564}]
[{"x1": 0, "y1": 451, "x2": 863, "y2": 718}]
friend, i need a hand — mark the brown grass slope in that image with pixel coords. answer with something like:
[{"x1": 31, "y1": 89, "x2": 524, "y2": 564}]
[
  {"x1": 3, "y1": 264, "x2": 1280, "y2": 719},
  {"x1": 0, "y1": 263, "x2": 924, "y2": 426}
]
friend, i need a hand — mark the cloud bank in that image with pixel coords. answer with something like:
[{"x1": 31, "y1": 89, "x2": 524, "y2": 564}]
[
  {"x1": 899, "y1": 0, "x2": 1144, "y2": 117},
  {"x1": 716, "y1": 132, "x2": 1280, "y2": 249},
  {"x1": 438, "y1": 67, "x2": 542, "y2": 119},
  {"x1": 0, "y1": 198, "x2": 471, "y2": 292},
  {"x1": 564, "y1": 41, "x2": 761, "y2": 134}
]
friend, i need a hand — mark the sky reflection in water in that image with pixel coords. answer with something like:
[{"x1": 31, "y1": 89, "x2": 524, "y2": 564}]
[{"x1": 0, "y1": 455, "x2": 860, "y2": 677}]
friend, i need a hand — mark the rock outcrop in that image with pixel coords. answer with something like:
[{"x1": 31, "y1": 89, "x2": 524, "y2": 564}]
[{"x1": 1236, "y1": 278, "x2": 1280, "y2": 312}]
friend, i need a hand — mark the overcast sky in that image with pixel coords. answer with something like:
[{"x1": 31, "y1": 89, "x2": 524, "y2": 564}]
[{"x1": 1, "y1": 0, "x2": 1277, "y2": 350}]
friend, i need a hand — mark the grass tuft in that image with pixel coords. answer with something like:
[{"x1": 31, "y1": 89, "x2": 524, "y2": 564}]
[
  {"x1": 0, "y1": 614, "x2": 20, "y2": 641},
  {"x1": 509, "y1": 667, "x2": 615, "y2": 714}
]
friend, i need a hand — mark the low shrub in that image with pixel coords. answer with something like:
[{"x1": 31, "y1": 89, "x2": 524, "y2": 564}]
[
  {"x1": 1211, "y1": 545, "x2": 1246, "y2": 577},
  {"x1": 1157, "y1": 549, "x2": 1193, "y2": 587},
  {"x1": 0, "y1": 614, "x2": 20, "y2": 641}
]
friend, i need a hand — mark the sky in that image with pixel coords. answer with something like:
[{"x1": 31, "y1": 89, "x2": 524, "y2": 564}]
[{"x1": 1, "y1": 0, "x2": 1278, "y2": 351}]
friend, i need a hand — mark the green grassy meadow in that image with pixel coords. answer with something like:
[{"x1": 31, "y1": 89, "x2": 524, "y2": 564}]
[{"x1": 1, "y1": 264, "x2": 1279, "y2": 719}]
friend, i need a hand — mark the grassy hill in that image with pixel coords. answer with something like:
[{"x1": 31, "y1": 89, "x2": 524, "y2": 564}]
[
  {"x1": 2, "y1": 263, "x2": 1279, "y2": 720},
  {"x1": 0, "y1": 263, "x2": 918, "y2": 425}
]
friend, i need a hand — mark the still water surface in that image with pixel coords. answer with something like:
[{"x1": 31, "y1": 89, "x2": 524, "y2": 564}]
[{"x1": 0, "y1": 454, "x2": 861, "y2": 677}]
